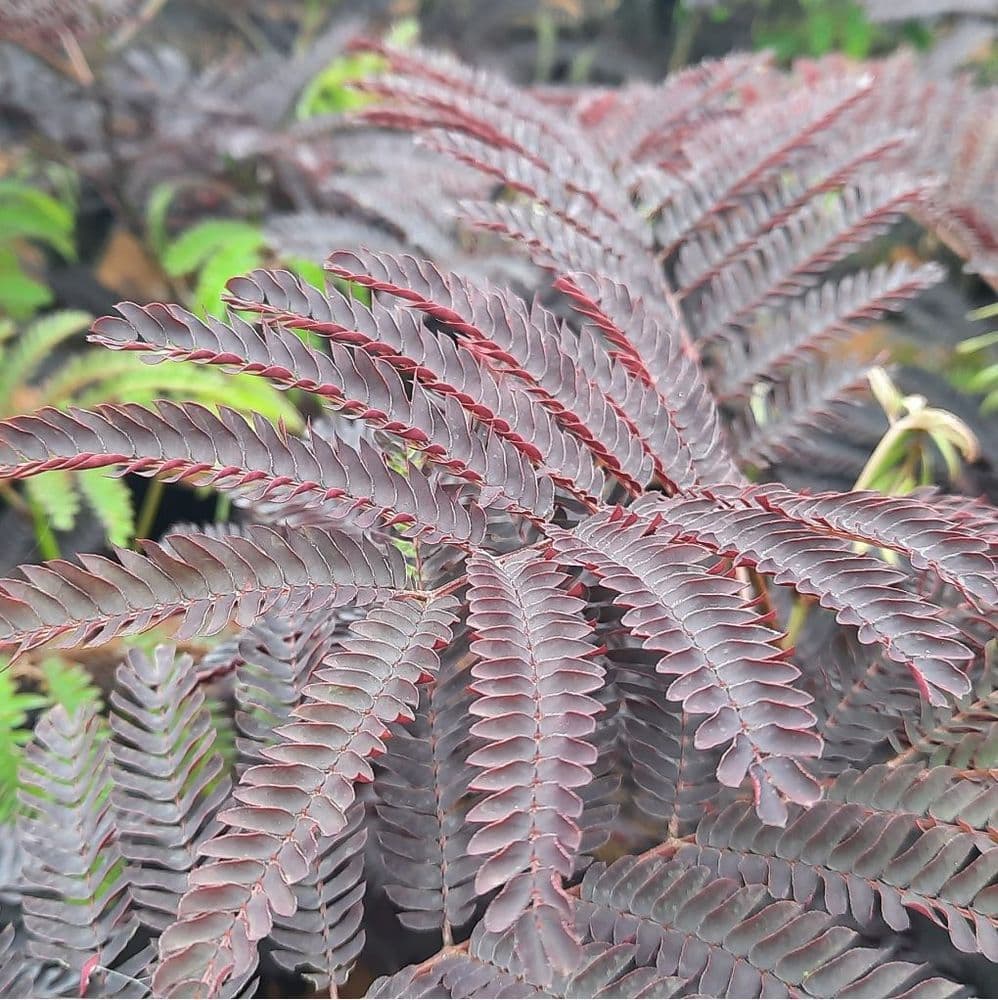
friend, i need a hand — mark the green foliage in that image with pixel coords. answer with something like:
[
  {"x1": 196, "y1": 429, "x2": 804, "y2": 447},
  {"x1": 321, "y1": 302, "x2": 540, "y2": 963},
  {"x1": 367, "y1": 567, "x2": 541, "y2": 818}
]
[
  {"x1": 284, "y1": 255, "x2": 327, "y2": 290},
  {"x1": 856, "y1": 367, "x2": 979, "y2": 494},
  {"x1": 296, "y1": 17, "x2": 418, "y2": 118},
  {"x1": 159, "y1": 219, "x2": 366, "y2": 327},
  {"x1": 22, "y1": 471, "x2": 79, "y2": 535},
  {"x1": 0, "y1": 309, "x2": 91, "y2": 409},
  {"x1": 954, "y1": 302, "x2": 998, "y2": 414},
  {"x1": 162, "y1": 219, "x2": 266, "y2": 318},
  {"x1": 0, "y1": 652, "x2": 105, "y2": 824},
  {"x1": 753, "y1": 0, "x2": 876, "y2": 61},
  {"x1": 0, "y1": 307, "x2": 302, "y2": 554},
  {"x1": 145, "y1": 181, "x2": 178, "y2": 257},
  {"x1": 205, "y1": 696, "x2": 237, "y2": 773},
  {"x1": 691, "y1": 0, "x2": 946, "y2": 66},
  {"x1": 40, "y1": 658, "x2": 103, "y2": 717},
  {"x1": 297, "y1": 50, "x2": 386, "y2": 116},
  {"x1": 77, "y1": 468, "x2": 135, "y2": 548},
  {"x1": 0, "y1": 666, "x2": 46, "y2": 823},
  {"x1": 0, "y1": 178, "x2": 76, "y2": 320},
  {"x1": 0, "y1": 182, "x2": 74, "y2": 257}
]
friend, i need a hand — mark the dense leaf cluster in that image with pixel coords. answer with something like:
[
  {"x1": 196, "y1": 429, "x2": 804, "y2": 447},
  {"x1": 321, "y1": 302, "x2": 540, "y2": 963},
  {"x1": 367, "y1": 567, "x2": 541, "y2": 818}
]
[{"x1": 0, "y1": 29, "x2": 995, "y2": 1000}]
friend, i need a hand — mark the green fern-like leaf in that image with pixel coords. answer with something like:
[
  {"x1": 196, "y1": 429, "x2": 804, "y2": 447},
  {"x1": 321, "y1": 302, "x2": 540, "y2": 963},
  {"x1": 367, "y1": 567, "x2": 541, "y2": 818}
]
[
  {"x1": 163, "y1": 220, "x2": 265, "y2": 318},
  {"x1": 0, "y1": 248, "x2": 52, "y2": 321},
  {"x1": 77, "y1": 468, "x2": 136, "y2": 548},
  {"x1": 42, "y1": 348, "x2": 301, "y2": 428},
  {"x1": 954, "y1": 303, "x2": 998, "y2": 414},
  {"x1": 22, "y1": 470, "x2": 80, "y2": 534},
  {"x1": 296, "y1": 50, "x2": 386, "y2": 117},
  {"x1": 145, "y1": 181, "x2": 177, "y2": 257},
  {"x1": 204, "y1": 694, "x2": 238, "y2": 774},
  {"x1": 40, "y1": 658, "x2": 103, "y2": 717},
  {"x1": 0, "y1": 666, "x2": 47, "y2": 823},
  {"x1": 0, "y1": 180, "x2": 75, "y2": 259},
  {"x1": 162, "y1": 219, "x2": 262, "y2": 275},
  {"x1": 295, "y1": 19, "x2": 416, "y2": 119},
  {"x1": 0, "y1": 309, "x2": 91, "y2": 410},
  {"x1": 74, "y1": 359, "x2": 303, "y2": 429},
  {"x1": 194, "y1": 239, "x2": 266, "y2": 318},
  {"x1": 0, "y1": 180, "x2": 75, "y2": 321},
  {"x1": 34, "y1": 351, "x2": 142, "y2": 406},
  {"x1": 5, "y1": 325, "x2": 297, "y2": 553}
]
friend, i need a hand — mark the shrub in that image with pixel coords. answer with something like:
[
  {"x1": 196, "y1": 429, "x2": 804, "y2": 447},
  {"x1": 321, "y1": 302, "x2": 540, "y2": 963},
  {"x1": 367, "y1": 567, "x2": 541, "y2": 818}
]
[{"x1": 0, "y1": 39, "x2": 995, "y2": 1000}]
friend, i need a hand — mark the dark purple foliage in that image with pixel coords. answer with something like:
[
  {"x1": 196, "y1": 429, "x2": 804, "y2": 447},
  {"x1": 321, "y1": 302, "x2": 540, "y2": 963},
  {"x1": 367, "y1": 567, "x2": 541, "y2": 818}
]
[{"x1": 0, "y1": 30, "x2": 994, "y2": 1000}]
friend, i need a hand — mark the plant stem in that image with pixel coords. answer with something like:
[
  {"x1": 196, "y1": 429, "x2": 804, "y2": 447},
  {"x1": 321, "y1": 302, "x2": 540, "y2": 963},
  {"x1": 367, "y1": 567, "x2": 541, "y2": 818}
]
[
  {"x1": 135, "y1": 478, "x2": 165, "y2": 542},
  {"x1": 0, "y1": 482, "x2": 29, "y2": 515},
  {"x1": 747, "y1": 567, "x2": 775, "y2": 620},
  {"x1": 109, "y1": 0, "x2": 169, "y2": 52},
  {"x1": 58, "y1": 28, "x2": 94, "y2": 86},
  {"x1": 853, "y1": 421, "x2": 908, "y2": 492},
  {"x1": 783, "y1": 596, "x2": 813, "y2": 650},
  {"x1": 28, "y1": 497, "x2": 61, "y2": 561},
  {"x1": 669, "y1": 7, "x2": 702, "y2": 72},
  {"x1": 214, "y1": 493, "x2": 232, "y2": 525},
  {"x1": 535, "y1": 8, "x2": 557, "y2": 82}
]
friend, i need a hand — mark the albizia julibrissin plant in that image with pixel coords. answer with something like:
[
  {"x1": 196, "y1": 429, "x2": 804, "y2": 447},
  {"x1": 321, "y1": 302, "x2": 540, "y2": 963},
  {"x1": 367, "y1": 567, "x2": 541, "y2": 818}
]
[{"x1": 0, "y1": 39, "x2": 995, "y2": 1000}]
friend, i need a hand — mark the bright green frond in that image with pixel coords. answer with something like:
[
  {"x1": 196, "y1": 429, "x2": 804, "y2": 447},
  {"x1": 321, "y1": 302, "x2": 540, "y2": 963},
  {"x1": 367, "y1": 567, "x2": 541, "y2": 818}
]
[
  {"x1": 194, "y1": 239, "x2": 266, "y2": 318},
  {"x1": 0, "y1": 666, "x2": 48, "y2": 823},
  {"x1": 77, "y1": 469, "x2": 136, "y2": 548},
  {"x1": 162, "y1": 219, "x2": 263, "y2": 277},
  {"x1": 75, "y1": 362, "x2": 303, "y2": 429},
  {"x1": 162, "y1": 219, "x2": 266, "y2": 318},
  {"x1": 0, "y1": 310, "x2": 92, "y2": 410},
  {"x1": 0, "y1": 180, "x2": 76, "y2": 259},
  {"x1": 23, "y1": 470, "x2": 81, "y2": 534},
  {"x1": 0, "y1": 247, "x2": 54, "y2": 321},
  {"x1": 285, "y1": 256, "x2": 327, "y2": 289},
  {"x1": 35, "y1": 351, "x2": 145, "y2": 406},
  {"x1": 40, "y1": 658, "x2": 103, "y2": 717}
]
